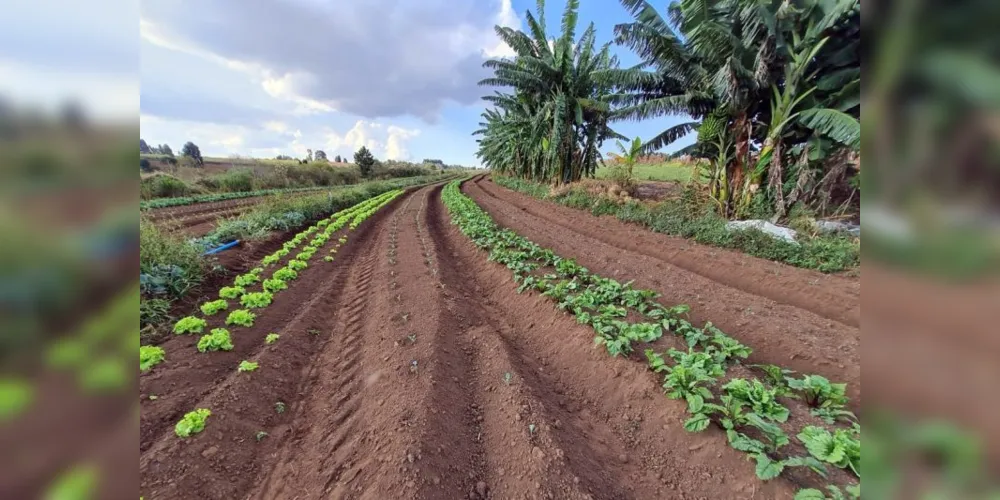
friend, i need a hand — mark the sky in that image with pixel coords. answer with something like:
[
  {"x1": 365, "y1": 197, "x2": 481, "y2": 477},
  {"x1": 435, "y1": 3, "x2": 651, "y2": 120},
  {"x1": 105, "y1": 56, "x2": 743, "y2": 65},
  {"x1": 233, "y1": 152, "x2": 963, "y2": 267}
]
[{"x1": 2, "y1": 0, "x2": 696, "y2": 166}]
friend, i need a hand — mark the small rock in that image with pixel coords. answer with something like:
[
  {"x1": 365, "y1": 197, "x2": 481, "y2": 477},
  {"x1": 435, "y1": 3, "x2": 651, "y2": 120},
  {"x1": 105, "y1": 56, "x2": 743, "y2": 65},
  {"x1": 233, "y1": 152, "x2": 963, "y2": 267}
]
[
  {"x1": 515, "y1": 414, "x2": 522, "y2": 422},
  {"x1": 618, "y1": 453, "x2": 628, "y2": 464},
  {"x1": 476, "y1": 481, "x2": 488, "y2": 497},
  {"x1": 573, "y1": 477, "x2": 580, "y2": 485},
  {"x1": 432, "y1": 476, "x2": 441, "y2": 485},
  {"x1": 407, "y1": 453, "x2": 415, "y2": 463},
  {"x1": 201, "y1": 446, "x2": 219, "y2": 458}
]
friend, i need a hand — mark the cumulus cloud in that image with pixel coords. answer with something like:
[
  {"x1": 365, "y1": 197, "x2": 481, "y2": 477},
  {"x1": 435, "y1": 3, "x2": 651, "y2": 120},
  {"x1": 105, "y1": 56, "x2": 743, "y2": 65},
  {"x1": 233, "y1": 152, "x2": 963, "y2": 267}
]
[
  {"x1": 140, "y1": 0, "x2": 519, "y2": 122},
  {"x1": 325, "y1": 121, "x2": 421, "y2": 161}
]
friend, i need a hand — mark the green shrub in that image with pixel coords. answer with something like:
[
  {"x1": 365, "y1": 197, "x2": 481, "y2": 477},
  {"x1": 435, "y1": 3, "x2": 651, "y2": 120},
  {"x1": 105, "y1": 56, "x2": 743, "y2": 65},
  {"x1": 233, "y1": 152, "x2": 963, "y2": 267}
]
[{"x1": 140, "y1": 174, "x2": 196, "y2": 199}]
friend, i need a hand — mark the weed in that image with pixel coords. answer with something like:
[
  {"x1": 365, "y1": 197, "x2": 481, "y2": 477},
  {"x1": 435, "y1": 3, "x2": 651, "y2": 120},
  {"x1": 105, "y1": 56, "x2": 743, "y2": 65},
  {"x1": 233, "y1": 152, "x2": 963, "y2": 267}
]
[
  {"x1": 307, "y1": 328, "x2": 320, "y2": 336},
  {"x1": 503, "y1": 372, "x2": 512, "y2": 385}
]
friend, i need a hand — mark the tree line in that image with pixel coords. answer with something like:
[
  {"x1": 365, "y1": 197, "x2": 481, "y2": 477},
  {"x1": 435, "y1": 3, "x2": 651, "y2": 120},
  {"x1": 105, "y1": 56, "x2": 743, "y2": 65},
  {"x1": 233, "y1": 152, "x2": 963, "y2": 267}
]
[{"x1": 475, "y1": 0, "x2": 860, "y2": 220}]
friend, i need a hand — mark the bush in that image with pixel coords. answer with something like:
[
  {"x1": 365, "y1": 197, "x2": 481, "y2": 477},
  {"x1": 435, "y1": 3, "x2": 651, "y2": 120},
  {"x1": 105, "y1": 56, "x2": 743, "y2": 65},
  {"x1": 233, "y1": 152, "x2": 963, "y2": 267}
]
[{"x1": 140, "y1": 174, "x2": 196, "y2": 199}]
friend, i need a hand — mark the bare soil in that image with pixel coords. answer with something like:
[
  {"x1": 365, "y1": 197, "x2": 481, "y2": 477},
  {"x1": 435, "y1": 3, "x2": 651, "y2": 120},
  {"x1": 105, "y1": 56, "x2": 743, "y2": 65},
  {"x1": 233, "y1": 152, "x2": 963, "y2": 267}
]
[{"x1": 139, "y1": 180, "x2": 854, "y2": 499}]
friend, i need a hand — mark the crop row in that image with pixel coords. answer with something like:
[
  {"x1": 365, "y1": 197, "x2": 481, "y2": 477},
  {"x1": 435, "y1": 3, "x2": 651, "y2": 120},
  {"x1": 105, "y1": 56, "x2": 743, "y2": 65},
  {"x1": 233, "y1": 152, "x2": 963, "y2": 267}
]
[
  {"x1": 139, "y1": 188, "x2": 404, "y2": 438},
  {"x1": 440, "y1": 180, "x2": 859, "y2": 499},
  {"x1": 140, "y1": 185, "x2": 338, "y2": 210}
]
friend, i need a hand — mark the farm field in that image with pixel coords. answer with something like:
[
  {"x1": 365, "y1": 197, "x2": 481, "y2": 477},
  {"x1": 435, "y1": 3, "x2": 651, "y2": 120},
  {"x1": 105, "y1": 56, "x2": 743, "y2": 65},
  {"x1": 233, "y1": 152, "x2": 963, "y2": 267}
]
[{"x1": 140, "y1": 177, "x2": 861, "y2": 499}]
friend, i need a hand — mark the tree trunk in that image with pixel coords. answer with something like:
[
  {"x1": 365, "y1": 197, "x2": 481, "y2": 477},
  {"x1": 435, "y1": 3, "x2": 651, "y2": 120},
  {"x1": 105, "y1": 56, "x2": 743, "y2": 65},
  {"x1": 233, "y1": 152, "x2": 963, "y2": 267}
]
[{"x1": 767, "y1": 140, "x2": 786, "y2": 220}]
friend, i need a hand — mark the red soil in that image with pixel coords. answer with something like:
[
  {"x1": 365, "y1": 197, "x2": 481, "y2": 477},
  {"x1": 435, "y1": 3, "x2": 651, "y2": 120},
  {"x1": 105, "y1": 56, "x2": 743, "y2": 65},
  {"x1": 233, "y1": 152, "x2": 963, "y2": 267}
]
[{"x1": 139, "y1": 180, "x2": 855, "y2": 499}]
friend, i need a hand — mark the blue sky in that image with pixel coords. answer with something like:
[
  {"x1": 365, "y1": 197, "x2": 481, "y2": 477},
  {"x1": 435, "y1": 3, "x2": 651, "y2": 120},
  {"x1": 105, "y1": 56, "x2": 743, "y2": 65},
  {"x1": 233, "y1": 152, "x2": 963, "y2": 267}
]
[{"x1": 135, "y1": 0, "x2": 696, "y2": 165}]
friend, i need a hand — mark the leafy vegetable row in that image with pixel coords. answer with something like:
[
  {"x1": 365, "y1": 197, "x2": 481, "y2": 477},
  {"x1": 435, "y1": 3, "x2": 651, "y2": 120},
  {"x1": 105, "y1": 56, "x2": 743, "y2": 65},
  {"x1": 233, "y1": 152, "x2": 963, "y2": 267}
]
[
  {"x1": 140, "y1": 185, "x2": 337, "y2": 210},
  {"x1": 440, "y1": 180, "x2": 859, "y2": 498},
  {"x1": 141, "y1": 188, "x2": 404, "y2": 439}
]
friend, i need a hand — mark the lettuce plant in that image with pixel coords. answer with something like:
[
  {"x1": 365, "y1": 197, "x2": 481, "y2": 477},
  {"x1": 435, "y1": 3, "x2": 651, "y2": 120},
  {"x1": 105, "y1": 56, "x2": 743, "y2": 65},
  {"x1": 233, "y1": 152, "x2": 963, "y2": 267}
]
[
  {"x1": 263, "y1": 278, "x2": 288, "y2": 293},
  {"x1": 234, "y1": 273, "x2": 260, "y2": 287},
  {"x1": 173, "y1": 316, "x2": 207, "y2": 335},
  {"x1": 237, "y1": 360, "x2": 259, "y2": 372},
  {"x1": 140, "y1": 345, "x2": 166, "y2": 371},
  {"x1": 199, "y1": 299, "x2": 228, "y2": 316},
  {"x1": 240, "y1": 292, "x2": 273, "y2": 309},
  {"x1": 273, "y1": 268, "x2": 298, "y2": 281},
  {"x1": 197, "y1": 328, "x2": 234, "y2": 352},
  {"x1": 265, "y1": 333, "x2": 280, "y2": 344},
  {"x1": 226, "y1": 309, "x2": 256, "y2": 327},
  {"x1": 287, "y1": 259, "x2": 308, "y2": 271},
  {"x1": 219, "y1": 286, "x2": 246, "y2": 299},
  {"x1": 174, "y1": 408, "x2": 211, "y2": 437}
]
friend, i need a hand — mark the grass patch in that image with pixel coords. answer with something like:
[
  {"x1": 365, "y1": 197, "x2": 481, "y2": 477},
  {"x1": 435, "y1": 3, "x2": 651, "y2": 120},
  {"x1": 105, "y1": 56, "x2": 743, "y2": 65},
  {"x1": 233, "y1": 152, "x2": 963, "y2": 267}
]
[{"x1": 493, "y1": 176, "x2": 859, "y2": 273}]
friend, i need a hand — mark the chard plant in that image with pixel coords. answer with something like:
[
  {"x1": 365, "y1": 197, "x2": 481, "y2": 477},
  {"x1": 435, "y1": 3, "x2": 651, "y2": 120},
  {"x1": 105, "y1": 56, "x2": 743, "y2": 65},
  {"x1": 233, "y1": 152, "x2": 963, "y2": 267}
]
[
  {"x1": 722, "y1": 378, "x2": 790, "y2": 423},
  {"x1": 140, "y1": 345, "x2": 166, "y2": 371},
  {"x1": 197, "y1": 328, "x2": 234, "y2": 352},
  {"x1": 173, "y1": 316, "x2": 207, "y2": 335},
  {"x1": 798, "y1": 425, "x2": 860, "y2": 477},
  {"x1": 219, "y1": 286, "x2": 246, "y2": 299},
  {"x1": 795, "y1": 485, "x2": 860, "y2": 500},
  {"x1": 787, "y1": 374, "x2": 852, "y2": 423},
  {"x1": 659, "y1": 348, "x2": 723, "y2": 412},
  {"x1": 226, "y1": 309, "x2": 256, "y2": 327},
  {"x1": 200, "y1": 299, "x2": 228, "y2": 316},
  {"x1": 174, "y1": 408, "x2": 211, "y2": 438}
]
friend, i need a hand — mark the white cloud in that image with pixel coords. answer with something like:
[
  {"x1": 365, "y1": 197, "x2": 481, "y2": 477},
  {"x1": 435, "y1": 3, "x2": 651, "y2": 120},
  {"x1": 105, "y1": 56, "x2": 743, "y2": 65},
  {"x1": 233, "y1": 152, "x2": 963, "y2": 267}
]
[
  {"x1": 0, "y1": 59, "x2": 137, "y2": 122},
  {"x1": 325, "y1": 120, "x2": 421, "y2": 160}
]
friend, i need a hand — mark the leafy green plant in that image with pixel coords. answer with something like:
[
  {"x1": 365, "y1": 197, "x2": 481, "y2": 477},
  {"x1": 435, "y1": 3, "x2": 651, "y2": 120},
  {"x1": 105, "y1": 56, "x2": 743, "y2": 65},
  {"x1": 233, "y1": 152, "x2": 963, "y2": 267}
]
[
  {"x1": 261, "y1": 254, "x2": 281, "y2": 266},
  {"x1": 798, "y1": 425, "x2": 860, "y2": 476},
  {"x1": 173, "y1": 316, "x2": 207, "y2": 335},
  {"x1": 238, "y1": 360, "x2": 259, "y2": 372},
  {"x1": 197, "y1": 328, "x2": 234, "y2": 352},
  {"x1": 174, "y1": 408, "x2": 211, "y2": 437},
  {"x1": 794, "y1": 485, "x2": 860, "y2": 500},
  {"x1": 256, "y1": 430, "x2": 269, "y2": 442},
  {"x1": 226, "y1": 309, "x2": 256, "y2": 327},
  {"x1": 263, "y1": 278, "x2": 288, "y2": 293},
  {"x1": 323, "y1": 256, "x2": 334, "y2": 262},
  {"x1": 219, "y1": 286, "x2": 246, "y2": 299},
  {"x1": 787, "y1": 374, "x2": 852, "y2": 423},
  {"x1": 199, "y1": 299, "x2": 228, "y2": 316},
  {"x1": 240, "y1": 292, "x2": 273, "y2": 309},
  {"x1": 234, "y1": 273, "x2": 260, "y2": 287},
  {"x1": 273, "y1": 268, "x2": 298, "y2": 281},
  {"x1": 708, "y1": 333, "x2": 752, "y2": 363},
  {"x1": 139, "y1": 345, "x2": 166, "y2": 371},
  {"x1": 753, "y1": 364, "x2": 797, "y2": 397},
  {"x1": 275, "y1": 401, "x2": 286, "y2": 413},
  {"x1": 265, "y1": 333, "x2": 280, "y2": 344},
  {"x1": 295, "y1": 250, "x2": 315, "y2": 261},
  {"x1": 722, "y1": 378, "x2": 790, "y2": 422},
  {"x1": 287, "y1": 259, "x2": 308, "y2": 271},
  {"x1": 660, "y1": 348, "x2": 723, "y2": 412}
]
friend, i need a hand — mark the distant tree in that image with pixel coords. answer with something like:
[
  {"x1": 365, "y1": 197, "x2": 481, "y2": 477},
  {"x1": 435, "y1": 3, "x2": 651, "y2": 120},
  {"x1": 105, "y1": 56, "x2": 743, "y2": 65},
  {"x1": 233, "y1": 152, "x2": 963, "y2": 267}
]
[
  {"x1": 60, "y1": 100, "x2": 86, "y2": 129},
  {"x1": 354, "y1": 146, "x2": 376, "y2": 178},
  {"x1": 140, "y1": 139, "x2": 152, "y2": 154},
  {"x1": 334, "y1": 154, "x2": 342, "y2": 163},
  {"x1": 306, "y1": 149, "x2": 313, "y2": 162},
  {"x1": 275, "y1": 154, "x2": 294, "y2": 161},
  {"x1": 159, "y1": 144, "x2": 174, "y2": 157},
  {"x1": 140, "y1": 158, "x2": 152, "y2": 172},
  {"x1": 181, "y1": 141, "x2": 204, "y2": 166},
  {"x1": 314, "y1": 150, "x2": 328, "y2": 161}
]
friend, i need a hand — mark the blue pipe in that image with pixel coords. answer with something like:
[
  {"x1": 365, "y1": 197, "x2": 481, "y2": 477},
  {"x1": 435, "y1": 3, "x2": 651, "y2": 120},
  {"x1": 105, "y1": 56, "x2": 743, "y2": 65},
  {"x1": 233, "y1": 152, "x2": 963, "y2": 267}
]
[{"x1": 204, "y1": 240, "x2": 240, "y2": 255}]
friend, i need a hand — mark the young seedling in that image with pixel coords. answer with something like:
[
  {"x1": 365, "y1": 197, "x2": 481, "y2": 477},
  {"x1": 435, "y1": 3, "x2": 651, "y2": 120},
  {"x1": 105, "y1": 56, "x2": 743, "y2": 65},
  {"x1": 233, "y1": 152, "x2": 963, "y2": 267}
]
[
  {"x1": 275, "y1": 401, "x2": 286, "y2": 414},
  {"x1": 503, "y1": 372, "x2": 512, "y2": 386},
  {"x1": 307, "y1": 329, "x2": 320, "y2": 336},
  {"x1": 199, "y1": 299, "x2": 229, "y2": 316},
  {"x1": 148, "y1": 394, "x2": 159, "y2": 400},
  {"x1": 255, "y1": 431, "x2": 269, "y2": 442},
  {"x1": 140, "y1": 345, "x2": 166, "y2": 371},
  {"x1": 174, "y1": 408, "x2": 211, "y2": 438},
  {"x1": 407, "y1": 334, "x2": 417, "y2": 344},
  {"x1": 409, "y1": 360, "x2": 418, "y2": 374},
  {"x1": 528, "y1": 424, "x2": 537, "y2": 436},
  {"x1": 173, "y1": 316, "x2": 207, "y2": 335},
  {"x1": 238, "y1": 360, "x2": 260, "y2": 373},
  {"x1": 265, "y1": 333, "x2": 280, "y2": 344},
  {"x1": 324, "y1": 256, "x2": 334, "y2": 262}
]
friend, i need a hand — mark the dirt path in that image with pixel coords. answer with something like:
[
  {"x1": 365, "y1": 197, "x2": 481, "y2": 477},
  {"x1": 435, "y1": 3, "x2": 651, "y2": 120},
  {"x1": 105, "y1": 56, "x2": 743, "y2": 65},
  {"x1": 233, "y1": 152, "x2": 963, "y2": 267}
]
[
  {"x1": 140, "y1": 182, "x2": 804, "y2": 499},
  {"x1": 464, "y1": 177, "x2": 861, "y2": 409}
]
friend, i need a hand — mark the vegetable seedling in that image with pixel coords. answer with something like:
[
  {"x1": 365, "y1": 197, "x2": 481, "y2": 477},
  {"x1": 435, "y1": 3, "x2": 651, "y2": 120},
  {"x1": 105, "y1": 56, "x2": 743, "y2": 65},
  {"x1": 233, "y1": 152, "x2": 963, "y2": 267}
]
[
  {"x1": 174, "y1": 408, "x2": 211, "y2": 438},
  {"x1": 140, "y1": 345, "x2": 166, "y2": 371},
  {"x1": 238, "y1": 360, "x2": 259, "y2": 373},
  {"x1": 255, "y1": 431, "x2": 269, "y2": 442},
  {"x1": 265, "y1": 333, "x2": 280, "y2": 344},
  {"x1": 503, "y1": 372, "x2": 512, "y2": 385},
  {"x1": 226, "y1": 309, "x2": 256, "y2": 327},
  {"x1": 200, "y1": 299, "x2": 229, "y2": 316},
  {"x1": 173, "y1": 316, "x2": 207, "y2": 335},
  {"x1": 275, "y1": 401, "x2": 286, "y2": 414},
  {"x1": 197, "y1": 328, "x2": 234, "y2": 352}
]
